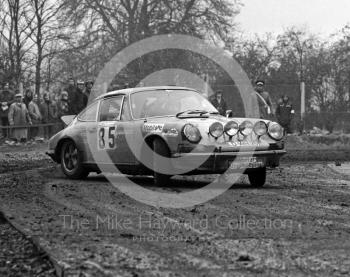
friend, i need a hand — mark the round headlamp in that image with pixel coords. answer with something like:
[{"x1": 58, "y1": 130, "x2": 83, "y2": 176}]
[
  {"x1": 239, "y1": 120, "x2": 253, "y2": 136},
  {"x1": 224, "y1": 121, "x2": 239, "y2": 136},
  {"x1": 253, "y1": 121, "x2": 268, "y2": 136},
  {"x1": 268, "y1": 122, "x2": 284, "y2": 140},
  {"x1": 209, "y1": 122, "x2": 224, "y2": 138},
  {"x1": 183, "y1": 124, "x2": 201, "y2": 143}
]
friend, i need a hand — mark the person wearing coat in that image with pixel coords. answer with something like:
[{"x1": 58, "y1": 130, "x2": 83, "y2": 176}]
[
  {"x1": 40, "y1": 93, "x2": 58, "y2": 139},
  {"x1": 8, "y1": 93, "x2": 32, "y2": 142},
  {"x1": 28, "y1": 94, "x2": 42, "y2": 139},
  {"x1": 66, "y1": 78, "x2": 80, "y2": 115},
  {"x1": 23, "y1": 89, "x2": 33, "y2": 108},
  {"x1": 57, "y1": 91, "x2": 69, "y2": 118},
  {"x1": 255, "y1": 80, "x2": 274, "y2": 120},
  {"x1": 276, "y1": 95, "x2": 294, "y2": 134},
  {"x1": 0, "y1": 83, "x2": 14, "y2": 138},
  {"x1": 76, "y1": 80, "x2": 88, "y2": 114},
  {"x1": 210, "y1": 90, "x2": 227, "y2": 116}
]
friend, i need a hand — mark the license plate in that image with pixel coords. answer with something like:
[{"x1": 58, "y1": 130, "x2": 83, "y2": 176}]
[{"x1": 229, "y1": 157, "x2": 264, "y2": 170}]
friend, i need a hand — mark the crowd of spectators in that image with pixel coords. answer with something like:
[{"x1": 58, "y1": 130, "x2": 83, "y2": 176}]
[
  {"x1": 0, "y1": 79, "x2": 92, "y2": 145},
  {"x1": 1, "y1": 77, "x2": 297, "y2": 145}
]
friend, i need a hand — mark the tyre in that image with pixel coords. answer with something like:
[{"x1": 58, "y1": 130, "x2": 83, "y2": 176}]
[
  {"x1": 60, "y1": 140, "x2": 89, "y2": 179},
  {"x1": 152, "y1": 138, "x2": 171, "y2": 186},
  {"x1": 248, "y1": 167, "x2": 266, "y2": 187}
]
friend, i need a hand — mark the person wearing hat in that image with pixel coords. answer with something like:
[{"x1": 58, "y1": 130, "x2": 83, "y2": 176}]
[
  {"x1": 8, "y1": 93, "x2": 32, "y2": 143},
  {"x1": 255, "y1": 80, "x2": 273, "y2": 119},
  {"x1": 210, "y1": 90, "x2": 227, "y2": 116}
]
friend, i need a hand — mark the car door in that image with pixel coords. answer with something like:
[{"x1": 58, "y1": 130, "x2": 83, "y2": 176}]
[
  {"x1": 75, "y1": 100, "x2": 99, "y2": 164},
  {"x1": 118, "y1": 95, "x2": 136, "y2": 164},
  {"x1": 97, "y1": 95, "x2": 135, "y2": 165}
]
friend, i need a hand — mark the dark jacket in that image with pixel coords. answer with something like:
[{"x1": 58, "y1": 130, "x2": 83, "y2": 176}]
[
  {"x1": 66, "y1": 84, "x2": 79, "y2": 114},
  {"x1": 75, "y1": 88, "x2": 88, "y2": 114},
  {"x1": 66, "y1": 85, "x2": 88, "y2": 114},
  {"x1": 210, "y1": 96, "x2": 227, "y2": 116},
  {"x1": 40, "y1": 101, "x2": 58, "y2": 123},
  {"x1": 0, "y1": 90, "x2": 14, "y2": 118},
  {"x1": 276, "y1": 101, "x2": 294, "y2": 125},
  {"x1": 256, "y1": 91, "x2": 273, "y2": 119},
  {"x1": 23, "y1": 92, "x2": 33, "y2": 108}
]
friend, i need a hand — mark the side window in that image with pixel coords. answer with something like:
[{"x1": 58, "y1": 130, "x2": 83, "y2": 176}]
[
  {"x1": 120, "y1": 97, "x2": 131, "y2": 121},
  {"x1": 78, "y1": 101, "x2": 98, "y2": 121},
  {"x1": 99, "y1": 96, "x2": 123, "y2": 122}
]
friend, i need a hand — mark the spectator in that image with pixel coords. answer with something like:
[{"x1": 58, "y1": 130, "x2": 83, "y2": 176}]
[
  {"x1": 0, "y1": 83, "x2": 14, "y2": 138},
  {"x1": 209, "y1": 90, "x2": 227, "y2": 116},
  {"x1": 8, "y1": 93, "x2": 32, "y2": 143},
  {"x1": 76, "y1": 80, "x2": 88, "y2": 114},
  {"x1": 66, "y1": 77, "x2": 78, "y2": 114},
  {"x1": 40, "y1": 93, "x2": 58, "y2": 139},
  {"x1": 23, "y1": 89, "x2": 33, "y2": 108},
  {"x1": 28, "y1": 94, "x2": 42, "y2": 140},
  {"x1": 85, "y1": 80, "x2": 93, "y2": 98},
  {"x1": 276, "y1": 95, "x2": 294, "y2": 134},
  {"x1": 255, "y1": 80, "x2": 273, "y2": 119},
  {"x1": 57, "y1": 91, "x2": 69, "y2": 118}
]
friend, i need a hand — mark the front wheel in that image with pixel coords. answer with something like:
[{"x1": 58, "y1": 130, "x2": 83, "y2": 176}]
[
  {"x1": 60, "y1": 140, "x2": 89, "y2": 179},
  {"x1": 248, "y1": 167, "x2": 266, "y2": 187},
  {"x1": 152, "y1": 138, "x2": 171, "y2": 186}
]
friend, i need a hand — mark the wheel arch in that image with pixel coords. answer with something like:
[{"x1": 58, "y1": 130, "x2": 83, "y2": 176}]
[
  {"x1": 143, "y1": 134, "x2": 170, "y2": 152},
  {"x1": 55, "y1": 137, "x2": 77, "y2": 164},
  {"x1": 138, "y1": 134, "x2": 171, "y2": 169}
]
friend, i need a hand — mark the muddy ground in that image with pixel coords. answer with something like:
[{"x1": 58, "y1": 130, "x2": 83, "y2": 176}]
[{"x1": 0, "y1": 143, "x2": 350, "y2": 276}]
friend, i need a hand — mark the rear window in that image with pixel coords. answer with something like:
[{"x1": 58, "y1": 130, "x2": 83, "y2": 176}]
[{"x1": 99, "y1": 96, "x2": 123, "y2": 121}]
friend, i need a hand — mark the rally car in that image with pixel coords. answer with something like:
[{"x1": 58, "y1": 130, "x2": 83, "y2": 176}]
[{"x1": 47, "y1": 86, "x2": 286, "y2": 187}]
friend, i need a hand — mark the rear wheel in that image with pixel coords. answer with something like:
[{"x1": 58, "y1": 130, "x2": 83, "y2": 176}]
[
  {"x1": 152, "y1": 138, "x2": 171, "y2": 186},
  {"x1": 248, "y1": 167, "x2": 266, "y2": 187},
  {"x1": 60, "y1": 140, "x2": 89, "y2": 179}
]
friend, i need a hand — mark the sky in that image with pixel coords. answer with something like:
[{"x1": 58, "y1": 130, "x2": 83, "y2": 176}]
[{"x1": 236, "y1": 0, "x2": 350, "y2": 37}]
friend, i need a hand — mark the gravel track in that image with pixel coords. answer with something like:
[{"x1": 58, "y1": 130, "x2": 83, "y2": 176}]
[
  {"x1": 0, "y1": 212, "x2": 56, "y2": 277},
  {"x1": 0, "y1": 144, "x2": 350, "y2": 276},
  {"x1": 0, "y1": 161, "x2": 349, "y2": 276}
]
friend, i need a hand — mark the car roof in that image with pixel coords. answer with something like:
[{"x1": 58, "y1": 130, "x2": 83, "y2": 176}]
[{"x1": 95, "y1": 86, "x2": 197, "y2": 100}]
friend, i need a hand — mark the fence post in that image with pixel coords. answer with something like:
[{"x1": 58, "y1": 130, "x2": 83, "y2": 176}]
[{"x1": 300, "y1": 81, "x2": 305, "y2": 132}]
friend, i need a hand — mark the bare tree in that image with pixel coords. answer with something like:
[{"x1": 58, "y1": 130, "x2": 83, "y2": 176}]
[
  {"x1": 0, "y1": 0, "x2": 34, "y2": 88},
  {"x1": 25, "y1": 0, "x2": 64, "y2": 94},
  {"x1": 233, "y1": 34, "x2": 279, "y2": 81}
]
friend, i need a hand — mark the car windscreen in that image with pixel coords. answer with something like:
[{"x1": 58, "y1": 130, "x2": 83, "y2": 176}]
[{"x1": 130, "y1": 89, "x2": 218, "y2": 119}]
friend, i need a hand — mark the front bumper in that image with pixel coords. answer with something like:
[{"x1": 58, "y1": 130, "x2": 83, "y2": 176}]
[{"x1": 171, "y1": 149, "x2": 286, "y2": 174}]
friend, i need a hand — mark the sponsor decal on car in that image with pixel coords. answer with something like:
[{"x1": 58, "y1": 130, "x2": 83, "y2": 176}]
[{"x1": 143, "y1": 123, "x2": 164, "y2": 133}]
